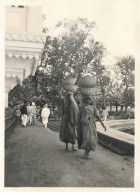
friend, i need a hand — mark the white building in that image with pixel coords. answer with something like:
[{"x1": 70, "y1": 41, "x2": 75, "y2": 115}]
[{"x1": 5, "y1": 6, "x2": 45, "y2": 107}]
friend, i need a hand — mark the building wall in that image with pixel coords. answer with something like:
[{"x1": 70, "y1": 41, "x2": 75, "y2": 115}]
[
  {"x1": 5, "y1": 6, "x2": 45, "y2": 107},
  {"x1": 5, "y1": 6, "x2": 42, "y2": 34}
]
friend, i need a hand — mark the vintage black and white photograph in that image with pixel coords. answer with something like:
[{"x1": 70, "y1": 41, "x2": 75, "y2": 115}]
[{"x1": 4, "y1": 0, "x2": 137, "y2": 189}]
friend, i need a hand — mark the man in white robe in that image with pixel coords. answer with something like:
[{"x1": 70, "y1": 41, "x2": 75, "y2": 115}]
[{"x1": 41, "y1": 104, "x2": 50, "y2": 128}]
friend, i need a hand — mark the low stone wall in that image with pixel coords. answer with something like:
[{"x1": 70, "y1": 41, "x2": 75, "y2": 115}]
[
  {"x1": 48, "y1": 120, "x2": 134, "y2": 156},
  {"x1": 47, "y1": 123, "x2": 60, "y2": 132},
  {"x1": 96, "y1": 122, "x2": 134, "y2": 156},
  {"x1": 5, "y1": 108, "x2": 17, "y2": 138},
  {"x1": 97, "y1": 131, "x2": 134, "y2": 155}
]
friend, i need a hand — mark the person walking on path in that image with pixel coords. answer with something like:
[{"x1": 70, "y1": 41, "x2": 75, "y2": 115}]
[
  {"x1": 39, "y1": 106, "x2": 43, "y2": 121},
  {"x1": 15, "y1": 105, "x2": 21, "y2": 123},
  {"x1": 59, "y1": 92, "x2": 79, "y2": 151},
  {"x1": 41, "y1": 104, "x2": 50, "y2": 128},
  {"x1": 27, "y1": 102, "x2": 33, "y2": 125},
  {"x1": 127, "y1": 106, "x2": 132, "y2": 120},
  {"x1": 31, "y1": 102, "x2": 36, "y2": 125},
  {"x1": 102, "y1": 107, "x2": 108, "y2": 122},
  {"x1": 78, "y1": 96, "x2": 107, "y2": 159},
  {"x1": 20, "y1": 101, "x2": 28, "y2": 127}
]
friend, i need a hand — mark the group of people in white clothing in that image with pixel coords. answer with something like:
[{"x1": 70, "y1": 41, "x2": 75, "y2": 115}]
[
  {"x1": 18, "y1": 100, "x2": 50, "y2": 128},
  {"x1": 20, "y1": 101, "x2": 37, "y2": 127},
  {"x1": 27, "y1": 102, "x2": 37, "y2": 125}
]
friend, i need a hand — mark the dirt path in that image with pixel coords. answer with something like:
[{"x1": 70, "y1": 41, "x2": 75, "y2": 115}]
[{"x1": 5, "y1": 121, "x2": 134, "y2": 187}]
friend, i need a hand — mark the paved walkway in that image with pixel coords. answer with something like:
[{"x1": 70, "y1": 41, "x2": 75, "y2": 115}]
[{"x1": 5, "y1": 121, "x2": 134, "y2": 187}]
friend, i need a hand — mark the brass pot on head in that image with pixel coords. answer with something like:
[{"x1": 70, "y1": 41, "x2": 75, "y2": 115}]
[
  {"x1": 62, "y1": 77, "x2": 77, "y2": 85},
  {"x1": 80, "y1": 87, "x2": 95, "y2": 96},
  {"x1": 79, "y1": 75, "x2": 96, "y2": 87},
  {"x1": 63, "y1": 84, "x2": 78, "y2": 93},
  {"x1": 63, "y1": 77, "x2": 77, "y2": 93},
  {"x1": 79, "y1": 75, "x2": 97, "y2": 96}
]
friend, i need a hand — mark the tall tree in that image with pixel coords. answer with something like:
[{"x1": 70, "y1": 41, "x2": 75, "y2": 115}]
[
  {"x1": 9, "y1": 18, "x2": 108, "y2": 108},
  {"x1": 116, "y1": 55, "x2": 135, "y2": 91},
  {"x1": 8, "y1": 84, "x2": 25, "y2": 106},
  {"x1": 41, "y1": 18, "x2": 107, "y2": 87},
  {"x1": 90, "y1": 61, "x2": 111, "y2": 108},
  {"x1": 115, "y1": 55, "x2": 135, "y2": 108}
]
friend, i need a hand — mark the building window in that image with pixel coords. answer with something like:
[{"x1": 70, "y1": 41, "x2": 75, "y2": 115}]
[
  {"x1": 11, "y1": 5, "x2": 25, "y2": 8},
  {"x1": 18, "y1": 6, "x2": 25, "y2": 8}
]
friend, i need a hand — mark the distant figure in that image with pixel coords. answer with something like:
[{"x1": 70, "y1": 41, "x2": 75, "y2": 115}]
[
  {"x1": 102, "y1": 107, "x2": 108, "y2": 122},
  {"x1": 20, "y1": 101, "x2": 28, "y2": 127},
  {"x1": 41, "y1": 104, "x2": 50, "y2": 128},
  {"x1": 127, "y1": 106, "x2": 132, "y2": 120},
  {"x1": 78, "y1": 96, "x2": 106, "y2": 159},
  {"x1": 36, "y1": 106, "x2": 41, "y2": 119},
  {"x1": 15, "y1": 105, "x2": 21, "y2": 123},
  {"x1": 39, "y1": 106, "x2": 42, "y2": 121},
  {"x1": 27, "y1": 102, "x2": 33, "y2": 125},
  {"x1": 31, "y1": 102, "x2": 36, "y2": 125}
]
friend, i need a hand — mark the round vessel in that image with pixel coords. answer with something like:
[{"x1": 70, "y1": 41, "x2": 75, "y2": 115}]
[
  {"x1": 80, "y1": 87, "x2": 95, "y2": 96},
  {"x1": 80, "y1": 75, "x2": 96, "y2": 87},
  {"x1": 63, "y1": 77, "x2": 77, "y2": 85},
  {"x1": 64, "y1": 84, "x2": 78, "y2": 92}
]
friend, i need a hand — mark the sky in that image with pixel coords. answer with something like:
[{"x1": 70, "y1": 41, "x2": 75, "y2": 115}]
[
  {"x1": 42, "y1": 0, "x2": 138, "y2": 67},
  {"x1": 1, "y1": 0, "x2": 139, "y2": 67}
]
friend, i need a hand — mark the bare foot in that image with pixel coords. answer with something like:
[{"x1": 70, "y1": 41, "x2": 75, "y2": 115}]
[
  {"x1": 65, "y1": 147, "x2": 69, "y2": 151},
  {"x1": 72, "y1": 147, "x2": 77, "y2": 151},
  {"x1": 84, "y1": 150, "x2": 90, "y2": 159}
]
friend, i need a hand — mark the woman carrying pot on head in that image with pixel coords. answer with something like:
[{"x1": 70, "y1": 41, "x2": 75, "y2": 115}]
[
  {"x1": 59, "y1": 91, "x2": 79, "y2": 151},
  {"x1": 78, "y1": 96, "x2": 107, "y2": 159}
]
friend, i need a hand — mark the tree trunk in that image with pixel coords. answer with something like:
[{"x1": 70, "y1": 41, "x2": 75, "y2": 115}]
[
  {"x1": 115, "y1": 99, "x2": 118, "y2": 112},
  {"x1": 116, "y1": 105, "x2": 118, "y2": 112},
  {"x1": 102, "y1": 90, "x2": 106, "y2": 109},
  {"x1": 110, "y1": 102, "x2": 112, "y2": 111}
]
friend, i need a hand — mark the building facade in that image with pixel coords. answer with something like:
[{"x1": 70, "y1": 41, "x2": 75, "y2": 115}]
[{"x1": 5, "y1": 6, "x2": 45, "y2": 107}]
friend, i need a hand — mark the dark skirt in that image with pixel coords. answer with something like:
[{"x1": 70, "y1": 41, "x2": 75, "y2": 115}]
[{"x1": 59, "y1": 115, "x2": 76, "y2": 144}]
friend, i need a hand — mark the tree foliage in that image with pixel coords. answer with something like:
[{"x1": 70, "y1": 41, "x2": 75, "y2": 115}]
[
  {"x1": 39, "y1": 18, "x2": 108, "y2": 107},
  {"x1": 8, "y1": 84, "x2": 25, "y2": 106},
  {"x1": 8, "y1": 18, "x2": 110, "y2": 108},
  {"x1": 115, "y1": 55, "x2": 135, "y2": 107},
  {"x1": 41, "y1": 18, "x2": 106, "y2": 85},
  {"x1": 116, "y1": 55, "x2": 135, "y2": 90},
  {"x1": 8, "y1": 18, "x2": 135, "y2": 111}
]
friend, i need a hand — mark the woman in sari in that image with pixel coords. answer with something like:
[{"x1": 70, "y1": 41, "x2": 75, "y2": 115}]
[
  {"x1": 78, "y1": 96, "x2": 107, "y2": 158},
  {"x1": 59, "y1": 92, "x2": 79, "y2": 151}
]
